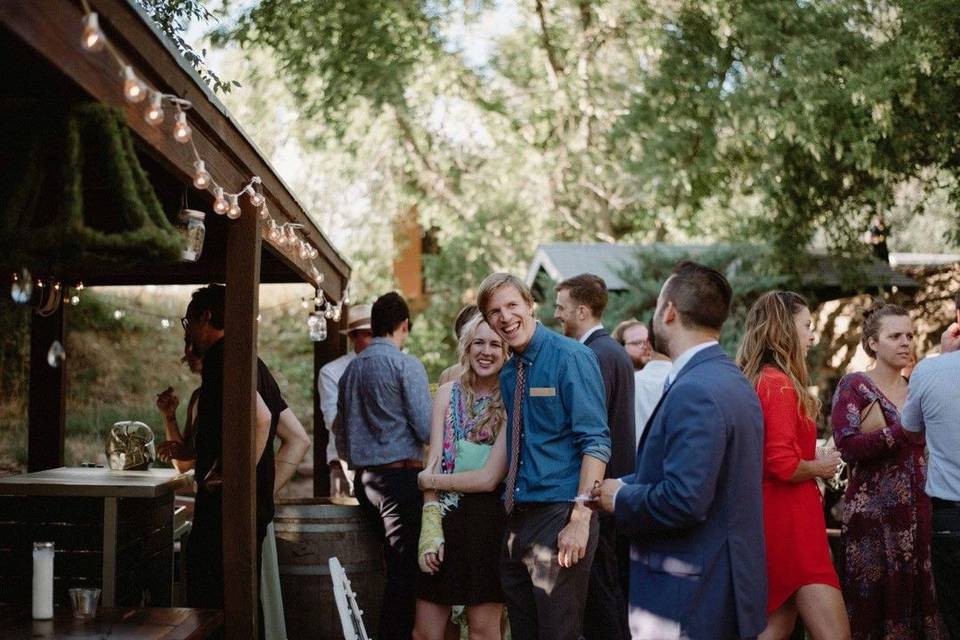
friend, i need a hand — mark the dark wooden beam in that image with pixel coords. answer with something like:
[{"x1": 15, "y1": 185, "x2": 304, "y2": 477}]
[
  {"x1": 221, "y1": 202, "x2": 261, "y2": 636},
  {"x1": 68, "y1": 243, "x2": 344, "y2": 296},
  {"x1": 28, "y1": 299, "x2": 67, "y2": 472}
]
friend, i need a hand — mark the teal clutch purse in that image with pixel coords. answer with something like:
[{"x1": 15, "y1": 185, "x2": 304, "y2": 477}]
[{"x1": 454, "y1": 440, "x2": 491, "y2": 472}]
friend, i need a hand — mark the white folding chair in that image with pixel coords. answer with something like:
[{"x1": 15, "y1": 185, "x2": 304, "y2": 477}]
[
  {"x1": 328, "y1": 556, "x2": 372, "y2": 640},
  {"x1": 261, "y1": 521, "x2": 288, "y2": 640}
]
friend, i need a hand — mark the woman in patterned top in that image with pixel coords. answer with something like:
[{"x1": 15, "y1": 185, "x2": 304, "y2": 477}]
[
  {"x1": 831, "y1": 303, "x2": 945, "y2": 639},
  {"x1": 414, "y1": 314, "x2": 508, "y2": 640}
]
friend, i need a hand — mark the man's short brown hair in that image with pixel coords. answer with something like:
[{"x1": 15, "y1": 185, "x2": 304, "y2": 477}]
[
  {"x1": 661, "y1": 261, "x2": 732, "y2": 331},
  {"x1": 477, "y1": 273, "x2": 534, "y2": 317},
  {"x1": 556, "y1": 273, "x2": 608, "y2": 318},
  {"x1": 612, "y1": 319, "x2": 644, "y2": 345}
]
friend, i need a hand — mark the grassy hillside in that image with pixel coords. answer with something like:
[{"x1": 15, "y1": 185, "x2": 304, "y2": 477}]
[{"x1": 0, "y1": 287, "x2": 316, "y2": 474}]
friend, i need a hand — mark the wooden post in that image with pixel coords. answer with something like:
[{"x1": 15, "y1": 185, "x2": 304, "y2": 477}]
[
  {"x1": 28, "y1": 299, "x2": 66, "y2": 472},
  {"x1": 222, "y1": 205, "x2": 261, "y2": 637},
  {"x1": 312, "y1": 297, "x2": 349, "y2": 497}
]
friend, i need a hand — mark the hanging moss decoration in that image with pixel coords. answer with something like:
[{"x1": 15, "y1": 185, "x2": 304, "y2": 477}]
[{"x1": 0, "y1": 101, "x2": 183, "y2": 273}]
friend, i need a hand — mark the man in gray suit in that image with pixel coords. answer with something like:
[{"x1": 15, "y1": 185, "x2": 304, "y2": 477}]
[
  {"x1": 593, "y1": 261, "x2": 766, "y2": 640},
  {"x1": 556, "y1": 273, "x2": 635, "y2": 640}
]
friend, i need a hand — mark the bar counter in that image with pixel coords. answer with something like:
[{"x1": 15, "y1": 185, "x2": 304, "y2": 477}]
[
  {"x1": 0, "y1": 467, "x2": 192, "y2": 609},
  {"x1": 0, "y1": 605, "x2": 222, "y2": 639}
]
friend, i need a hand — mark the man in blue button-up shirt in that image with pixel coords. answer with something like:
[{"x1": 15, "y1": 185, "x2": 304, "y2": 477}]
[
  {"x1": 334, "y1": 291, "x2": 432, "y2": 640},
  {"x1": 477, "y1": 272, "x2": 611, "y2": 640}
]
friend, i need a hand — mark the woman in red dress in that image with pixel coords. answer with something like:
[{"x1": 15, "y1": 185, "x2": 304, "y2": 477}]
[{"x1": 738, "y1": 291, "x2": 850, "y2": 640}]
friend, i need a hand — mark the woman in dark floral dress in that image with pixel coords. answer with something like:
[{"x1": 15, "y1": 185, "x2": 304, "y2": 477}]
[{"x1": 831, "y1": 304, "x2": 945, "y2": 639}]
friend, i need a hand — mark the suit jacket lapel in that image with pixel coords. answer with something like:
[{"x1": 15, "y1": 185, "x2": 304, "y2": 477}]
[{"x1": 584, "y1": 328, "x2": 608, "y2": 346}]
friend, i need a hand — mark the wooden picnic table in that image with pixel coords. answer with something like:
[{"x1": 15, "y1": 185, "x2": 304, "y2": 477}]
[{"x1": 0, "y1": 605, "x2": 223, "y2": 639}]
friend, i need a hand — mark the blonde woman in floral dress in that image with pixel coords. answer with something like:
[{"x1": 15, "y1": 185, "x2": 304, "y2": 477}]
[
  {"x1": 831, "y1": 304, "x2": 945, "y2": 639},
  {"x1": 413, "y1": 315, "x2": 508, "y2": 640}
]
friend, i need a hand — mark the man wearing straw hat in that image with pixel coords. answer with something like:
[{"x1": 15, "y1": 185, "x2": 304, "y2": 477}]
[{"x1": 317, "y1": 303, "x2": 374, "y2": 498}]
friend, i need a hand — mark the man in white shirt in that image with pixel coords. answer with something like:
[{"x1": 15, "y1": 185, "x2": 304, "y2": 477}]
[
  {"x1": 902, "y1": 292, "x2": 960, "y2": 637},
  {"x1": 633, "y1": 326, "x2": 672, "y2": 449},
  {"x1": 317, "y1": 303, "x2": 373, "y2": 497}
]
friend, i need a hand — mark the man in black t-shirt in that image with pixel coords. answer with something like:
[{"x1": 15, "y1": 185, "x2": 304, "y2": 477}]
[{"x1": 172, "y1": 284, "x2": 310, "y2": 615}]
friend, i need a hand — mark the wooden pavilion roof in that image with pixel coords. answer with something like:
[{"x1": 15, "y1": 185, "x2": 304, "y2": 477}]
[
  {"x1": 0, "y1": 2, "x2": 351, "y2": 636},
  {"x1": 0, "y1": 0, "x2": 350, "y2": 293}
]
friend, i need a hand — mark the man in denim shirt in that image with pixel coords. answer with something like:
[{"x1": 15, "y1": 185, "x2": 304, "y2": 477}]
[
  {"x1": 477, "y1": 272, "x2": 611, "y2": 640},
  {"x1": 335, "y1": 291, "x2": 432, "y2": 640}
]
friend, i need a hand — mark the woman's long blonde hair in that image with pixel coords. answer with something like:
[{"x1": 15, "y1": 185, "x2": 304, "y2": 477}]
[
  {"x1": 736, "y1": 291, "x2": 820, "y2": 419},
  {"x1": 456, "y1": 314, "x2": 508, "y2": 437}
]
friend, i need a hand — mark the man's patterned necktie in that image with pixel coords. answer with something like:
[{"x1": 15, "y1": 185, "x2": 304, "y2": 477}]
[{"x1": 503, "y1": 359, "x2": 526, "y2": 514}]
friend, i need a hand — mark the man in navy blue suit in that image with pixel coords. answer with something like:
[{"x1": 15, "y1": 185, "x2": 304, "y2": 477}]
[{"x1": 593, "y1": 261, "x2": 767, "y2": 640}]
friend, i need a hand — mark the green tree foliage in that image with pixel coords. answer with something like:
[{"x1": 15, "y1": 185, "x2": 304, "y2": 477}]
[
  {"x1": 182, "y1": 0, "x2": 960, "y2": 374},
  {"x1": 617, "y1": 0, "x2": 960, "y2": 263},
  {"x1": 135, "y1": 0, "x2": 240, "y2": 92}
]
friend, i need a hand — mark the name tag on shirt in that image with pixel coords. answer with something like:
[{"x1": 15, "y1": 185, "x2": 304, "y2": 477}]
[{"x1": 530, "y1": 387, "x2": 556, "y2": 397}]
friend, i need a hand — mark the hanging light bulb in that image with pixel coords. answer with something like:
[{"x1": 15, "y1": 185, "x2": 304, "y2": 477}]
[
  {"x1": 267, "y1": 220, "x2": 282, "y2": 243},
  {"x1": 309, "y1": 245, "x2": 319, "y2": 260},
  {"x1": 81, "y1": 13, "x2": 105, "y2": 52},
  {"x1": 173, "y1": 111, "x2": 192, "y2": 143},
  {"x1": 285, "y1": 226, "x2": 298, "y2": 250},
  {"x1": 10, "y1": 268, "x2": 32, "y2": 304},
  {"x1": 227, "y1": 194, "x2": 241, "y2": 219},
  {"x1": 258, "y1": 203, "x2": 270, "y2": 220},
  {"x1": 247, "y1": 185, "x2": 265, "y2": 208},
  {"x1": 192, "y1": 160, "x2": 211, "y2": 190},
  {"x1": 122, "y1": 66, "x2": 146, "y2": 103},
  {"x1": 76, "y1": 281, "x2": 84, "y2": 292},
  {"x1": 213, "y1": 187, "x2": 228, "y2": 215},
  {"x1": 298, "y1": 241, "x2": 311, "y2": 260},
  {"x1": 143, "y1": 91, "x2": 164, "y2": 126}
]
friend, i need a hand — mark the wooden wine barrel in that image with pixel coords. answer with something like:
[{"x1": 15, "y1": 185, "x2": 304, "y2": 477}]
[{"x1": 273, "y1": 498, "x2": 384, "y2": 640}]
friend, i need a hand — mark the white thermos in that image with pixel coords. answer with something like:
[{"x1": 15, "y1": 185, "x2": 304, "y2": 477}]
[{"x1": 32, "y1": 541, "x2": 54, "y2": 619}]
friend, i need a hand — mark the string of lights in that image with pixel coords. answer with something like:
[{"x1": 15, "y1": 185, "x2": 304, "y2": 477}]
[
  {"x1": 3, "y1": 4, "x2": 353, "y2": 342},
  {"x1": 79, "y1": 292, "x2": 322, "y2": 330},
  {"x1": 78, "y1": 1, "x2": 330, "y2": 282}
]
